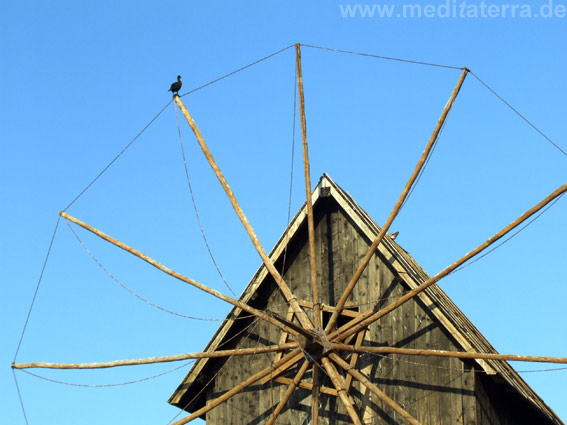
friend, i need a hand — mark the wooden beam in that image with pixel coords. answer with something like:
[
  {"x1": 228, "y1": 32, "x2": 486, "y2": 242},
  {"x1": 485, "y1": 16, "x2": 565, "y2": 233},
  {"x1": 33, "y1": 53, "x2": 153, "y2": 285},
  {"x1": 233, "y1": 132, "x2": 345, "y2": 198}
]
[
  {"x1": 330, "y1": 343, "x2": 567, "y2": 364},
  {"x1": 297, "y1": 299, "x2": 360, "y2": 318},
  {"x1": 295, "y1": 43, "x2": 320, "y2": 330},
  {"x1": 321, "y1": 357, "x2": 363, "y2": 425},
  {"x1": 344, "y1": 329, "x2": 366, "y2": 392},
  {"x1": 173, "y1": 96, "x2": 313, "y2": 330},
  {"x1": 266, "y1": 360, "x2": 310, "y2": 425},
  {"x1": 12, "y1": 343, "x2": 298, "y2": 370},
  {"x1": 274, "y1": 376, "x2": 338, "y2": 396},
  {"x1": 326, "y1": 68, "x2": 469, "y2": 332},
  {"x1": 329, "y1": 352, "x2": 422, "y2": 425},
  {"x1": 60, "y1": 212, "x2": 301, "y2": 338},
  {"x1": 312, "y1": 366, "x2": 321, "y2": 425},
  {"x1": 171, "y1": 351, "x2": 304, "y2": 425},
  {"x1": 329, "y1": 183, "x2": 567, "y2": 343}
]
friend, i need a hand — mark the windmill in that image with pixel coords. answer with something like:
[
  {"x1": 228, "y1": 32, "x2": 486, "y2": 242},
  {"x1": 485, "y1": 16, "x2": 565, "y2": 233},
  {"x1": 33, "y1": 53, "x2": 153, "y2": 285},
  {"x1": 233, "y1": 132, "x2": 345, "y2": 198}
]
[{"x1": 12, "y1": 44, "x2": 567, "y2": 424}]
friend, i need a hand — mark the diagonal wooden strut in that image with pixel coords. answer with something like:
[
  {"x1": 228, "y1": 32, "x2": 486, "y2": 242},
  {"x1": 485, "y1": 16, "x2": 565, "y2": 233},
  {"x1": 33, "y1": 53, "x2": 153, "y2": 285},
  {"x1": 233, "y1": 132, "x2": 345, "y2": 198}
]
[
  {"x1": 174, "y1": 96, "x2": 313, "y2": 330},
  {"x1": 296, "y1": 41, "x2": 322, "y2": 425},
  {"x1": 12, "y1": 343, "x2": 298, "y2": 370},
  {"x1": 330, "y1": 343, "x2": 567, "y2": 364},
  {"x1": 328, "y1": 183, "x2": 567, "y2": 343},
  {"x1": 321, "y1": 357, "x2": 363, "y2": 425},
  {"x1": 60, "y1": 212, "x2": 301, "y2": 339},
  {"x1": 266, "y1": 360, "x2": 311, "y2": 425},
  {"x1": 329, "y1": 352, "x2": 422, "y2": 425},
  {"x1": 326, "y1": 67, "x2": 470, "y2": 332}
]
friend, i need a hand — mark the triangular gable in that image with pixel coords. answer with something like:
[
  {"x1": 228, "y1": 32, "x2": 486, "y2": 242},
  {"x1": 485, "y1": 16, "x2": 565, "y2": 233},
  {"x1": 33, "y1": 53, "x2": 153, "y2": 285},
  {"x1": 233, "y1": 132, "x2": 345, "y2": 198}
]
[{"x1": 169, "y1": 174, "x2": 562, "y2": 424}]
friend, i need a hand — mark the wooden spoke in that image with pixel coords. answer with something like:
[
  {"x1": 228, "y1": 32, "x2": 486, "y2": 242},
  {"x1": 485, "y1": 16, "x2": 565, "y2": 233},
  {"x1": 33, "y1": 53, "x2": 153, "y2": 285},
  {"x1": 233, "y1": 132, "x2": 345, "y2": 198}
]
[
  {"x1": 327, "y1": 183, "x2": 567, "y2": 343},
  {"x1": 344, "y1": 329, "x2": 366, "y2": 392},
  {"x1": 321, "y1": 357, "x2": 363, "y2": 425},
  {"x1": 326, "y1": 68, "x2": 470, "y2": 332},
  {"x1": 11, "y1": 343, "x2": 298, "y2": 370},
  {"x1": 171, "y1": 350, "x2": 304, "y2": 425},
  {"x1": 312, "y1": 366, "x2": 321, "y2": 425},
  {"x1": 329, "y1": 352, "x2": 423, "y2": 425},
  {"x1": 266, "y1": 360, "x2": 310, "y2": 425},
  {"x1": 60, "y1": 212, "x2": 301, "y2": 338},
  {"x1": 295, "y1": 43, "x2": 321, "y2": 330},
  {"x1": 174, "y1": 95, "x2": 313, "y2": 330},
  {"x1": 330, "y1": 343, "x2": 567, "y2": 365}
]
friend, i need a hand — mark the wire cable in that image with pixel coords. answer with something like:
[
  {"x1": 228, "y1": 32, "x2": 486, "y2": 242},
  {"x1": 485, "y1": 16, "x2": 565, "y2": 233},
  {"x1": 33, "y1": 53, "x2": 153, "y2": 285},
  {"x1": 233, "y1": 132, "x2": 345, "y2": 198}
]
[
  {"x1": 13, "y1": 369, "x2": 30, "y2": 425},
  {"x1": 179, "y1": 44, "x2": 295, "y2": 98},
  {"x1": 13, "y1": 216, "x2": 61, "y2": 363},
  {"x1": 301, "y1": 43, "x2": 464, "y2": 70},
  {"x1": 469, "y1": 70, "x2": 567, "y2": 158},
  {"x1": 63, "y1": 100, "x2": 173, "y2": 211}
]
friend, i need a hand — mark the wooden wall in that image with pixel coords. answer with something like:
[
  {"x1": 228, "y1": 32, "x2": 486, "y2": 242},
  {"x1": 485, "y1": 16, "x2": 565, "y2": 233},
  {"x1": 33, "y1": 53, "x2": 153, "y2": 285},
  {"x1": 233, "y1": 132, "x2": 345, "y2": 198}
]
[{"x1": 201, "y1": 199, "x2": 543, "y2": 424}]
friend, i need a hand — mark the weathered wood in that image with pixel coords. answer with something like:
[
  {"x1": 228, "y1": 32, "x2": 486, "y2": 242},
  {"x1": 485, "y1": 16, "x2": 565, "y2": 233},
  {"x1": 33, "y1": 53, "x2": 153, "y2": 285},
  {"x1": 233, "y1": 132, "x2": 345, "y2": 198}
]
[
  {"x1": 173, "y1": 96, "x2": 313, "y2": 330},
  {"x1": 312, "y1": 366, "x2": 321, "y2": 425},
  {"x1": 273, "y1": 376, "x2": 338, "y2": 396},
  {"x1": 330, "y1": 182, "x2": 567, "y2": 342},
  {"x1": 266, "y1": 360, "x2": 310, "y2": 425},
  {"x1": 326, "y1": 68, "x2": 469, "y2": 332},
  {"x1": 329, "y1": 352, "x2": 423, "y2": 425},
  {"x1": 295, "y1": 43, "x2": 320, "y2": 331},
  {"x1": 171, "y1": 351, "x2": 304, "y2": 425},
  {"x1": 60, "y1": 212, "x2": 301, "y2": 339},
  {"x1": 11, "y1": 342, "x2": 297, "y2": 370},
  {"x1": 344, "y1": 329, "x2": 366, "y2": 392},
  {"x1": 297, "y1": 299, "x2": 360, "y2": 318},
  {"x1": 321, "y1": 357, "x2": 363, "y2": 425},
  {"x1": 330, "y1": 343, "x2": 567, "y2": 364}
]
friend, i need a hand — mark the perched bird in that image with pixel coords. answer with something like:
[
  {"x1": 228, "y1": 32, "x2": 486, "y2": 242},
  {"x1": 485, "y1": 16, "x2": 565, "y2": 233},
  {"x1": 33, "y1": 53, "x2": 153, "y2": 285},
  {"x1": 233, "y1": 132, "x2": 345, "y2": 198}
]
[
  {"x1": 387, "y1": 231, "x2": 399, "y2": 241},
  {"x1": 169, "y1": 75, "x2": 182, "y2": 95}
]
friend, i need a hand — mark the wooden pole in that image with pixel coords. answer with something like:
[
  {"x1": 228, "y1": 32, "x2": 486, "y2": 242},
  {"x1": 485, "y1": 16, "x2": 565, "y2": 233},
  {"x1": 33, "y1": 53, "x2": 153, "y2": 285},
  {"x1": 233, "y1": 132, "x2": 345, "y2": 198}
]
[
  {"x1": 344, "y1": 329, "x2": 366, "y2": 392},
  {"x1": 60, "y1": 212, "x2": 301, "y2": 338},
  {"x1": 266, "y1": 360, "x2": 310, "y2": 425},
  {"x1": 173, "y1": 96, "x2": 313, "y2": 330},
  {"x1": 274, "y1": 376, "x2": 337, "y2": 396},
  {"x1": 296, "y1": 42, "x2": 322, "y2": 425},
  {"x1": 329, "y1": 353, "x2": 423, "y2": 425},
  {"x1": 330, "y1": 183, "x2": 567, "y2": 343},
  {"x1": 171, "y1": 351, "x2": 304, "y2": 425},
  {"x1": 296, "y1": 43, "x2": 320, "y2": 328},
  {"x1": 321, "y1": 357, "x2": 363, "y2": 425},
  {"x1": 330, "y1": 343, "x2": 567, "y2": 364},
  {"x1": 326, "y1": 68, "x2": 469, "y2": 332},
  {"x1": 11, "y1": 343, "x2": 297, "y2": 370}
]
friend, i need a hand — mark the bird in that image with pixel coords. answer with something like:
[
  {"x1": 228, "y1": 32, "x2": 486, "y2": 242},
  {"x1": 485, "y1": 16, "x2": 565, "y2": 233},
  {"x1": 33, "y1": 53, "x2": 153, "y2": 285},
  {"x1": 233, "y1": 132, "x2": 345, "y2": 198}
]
[
  {"x1": 169, "y1": 75, "x2": 182, "y2": 95},
  {"x1": 387, "y1": 231, "x2": 399, "y2": 241}
]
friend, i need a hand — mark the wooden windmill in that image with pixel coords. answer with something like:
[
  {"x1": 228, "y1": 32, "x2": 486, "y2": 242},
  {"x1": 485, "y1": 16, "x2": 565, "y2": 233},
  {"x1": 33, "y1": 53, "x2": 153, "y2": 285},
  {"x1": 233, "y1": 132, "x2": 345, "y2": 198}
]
[{"x1": 13, "y1": 44, "x2": 567, "y2": 424}]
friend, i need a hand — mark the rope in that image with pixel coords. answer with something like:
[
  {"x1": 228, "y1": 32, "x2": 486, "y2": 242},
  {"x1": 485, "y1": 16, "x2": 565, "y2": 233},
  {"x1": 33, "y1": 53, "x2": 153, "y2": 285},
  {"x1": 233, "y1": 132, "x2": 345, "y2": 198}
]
[
  {"x1": 19, "y1": 361, "x2": 194, "y2": 388},
  {"x1": 301, "y1": 43, "x2": 464, "y2": 70},
  {"x1": 13, "y1": 369, "x2": 29, "y2": 425},
  {"x1": 174, "y1": 103, "x2": 238, "y2": 298},
  {"x1": 64, "y1": 218, "x2": 239, "y2": 321},
  {"x1": 469, "y1": 70, "x2": 567, "y2": 158},
  {"x1": 179, "y1": 44, "x2": 295, "y2": 98},
  {"x1": 13, "y1": 216, "x2": 61, "y2": 363},
  {"x1": 63, "y1": 100, "x2": 173, "y2": 211}
]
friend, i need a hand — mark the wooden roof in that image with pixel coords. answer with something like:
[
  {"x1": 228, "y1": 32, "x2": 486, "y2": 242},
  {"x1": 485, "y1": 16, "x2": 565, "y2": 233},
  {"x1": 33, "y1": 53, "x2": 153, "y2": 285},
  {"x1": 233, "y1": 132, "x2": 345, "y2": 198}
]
[{"x1": 168, "y1": 174, "x2": 563, "y2": 424}]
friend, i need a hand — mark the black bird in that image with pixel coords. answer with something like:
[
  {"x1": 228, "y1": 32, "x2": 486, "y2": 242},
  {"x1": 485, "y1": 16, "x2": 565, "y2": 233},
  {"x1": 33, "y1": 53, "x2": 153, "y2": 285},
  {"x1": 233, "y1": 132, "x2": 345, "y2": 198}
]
[{"x1": 169, "y1": 75, "x2": 182, "y2": 95}]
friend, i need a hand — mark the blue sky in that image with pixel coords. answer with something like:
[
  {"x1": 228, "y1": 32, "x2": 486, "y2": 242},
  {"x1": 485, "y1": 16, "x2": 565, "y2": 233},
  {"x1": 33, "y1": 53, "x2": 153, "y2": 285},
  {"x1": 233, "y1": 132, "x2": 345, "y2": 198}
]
[{"x1": 2, "y1": 1, "x2": 566, "y2": 424}]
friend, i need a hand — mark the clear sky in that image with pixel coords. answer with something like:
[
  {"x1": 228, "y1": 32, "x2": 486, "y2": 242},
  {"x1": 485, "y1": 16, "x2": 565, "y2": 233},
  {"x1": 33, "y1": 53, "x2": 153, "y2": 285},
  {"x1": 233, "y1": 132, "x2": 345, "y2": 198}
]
[{"x1": 1, "y1": 1, "x2": 566, "y2": 424}]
